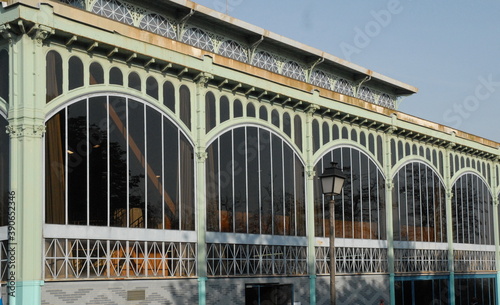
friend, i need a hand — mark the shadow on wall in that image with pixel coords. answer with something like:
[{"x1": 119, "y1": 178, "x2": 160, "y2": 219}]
[{"x1": 316, "y1": 274, "x2": 390, "y2": 305}]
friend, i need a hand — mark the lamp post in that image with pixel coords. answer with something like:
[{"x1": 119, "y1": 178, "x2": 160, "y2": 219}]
[{"x1": 319, "y1": 162, "x2": 347, "y2": 305}]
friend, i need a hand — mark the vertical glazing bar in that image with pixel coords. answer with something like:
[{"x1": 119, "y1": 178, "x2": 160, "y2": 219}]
[
  {"x1": 106, "y1": 96, "x2": 110, "y2": 227},
  {"x1": 86, "y1": 99, "x2": 89, "y2": 226},
  {"x1": 126, "y1": 99, "x2": 129, "y2": 228}
]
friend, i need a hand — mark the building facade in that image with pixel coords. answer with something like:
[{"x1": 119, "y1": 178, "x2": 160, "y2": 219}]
[{"x1": 0, "y1": 0, "x2": 500, "y2": 304}]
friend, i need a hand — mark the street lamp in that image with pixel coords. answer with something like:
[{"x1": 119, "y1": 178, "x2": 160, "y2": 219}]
[{"x1": 319, "y1": 162, "x2": 346, "y2": 305}]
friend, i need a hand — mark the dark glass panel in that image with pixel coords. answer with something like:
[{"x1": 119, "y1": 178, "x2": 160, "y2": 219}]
[
  {"x1": 128, "y1": 72, "x2": 141, "y2": 91},
  {"x1": 419, "y1": 146, "x2": 424, "y2": 157},
  {"x1": 259, "y1": 106, "x2": 267, "y2": 121},
  {"x1": 405, "y1": 143, "x2": 411, "y2": 156},
  {"x1": 0, "y1": 116, "x2": 9, "y2": 225},
  {"x1": 146, "y1": 106, "x2": 162, "y2": 229},
  {"x1": 247, "y1": 103, "x2": 255, "y2": 117},
  {"x1": 391, "y1": 139, "x2": 396, "y2": 166},
  {"x1": 260, "y1": 129, "x2": 272, "y2": 235},
  {"x1": 368, "y1": 134, "x2": 375, "y2": 154},
  {"x1": 219, "y1": 131, "x2": 233, "y2": 232},
  {"x1": 272, "y1": 135, "x2": 284, "y2": 235},
  {"x1": 0, "y1": 50, "x2": 8, "y2": 102},
  {"x1": 271, "y1": 110, "x2": 279, "y2": 128},
  {"x1": 339, "y1": 147, "x2": 351, "y2": 238},
  {"x1": 439, "y1": 151, "x2": 444, "y2": 175},
  {"x1": 89, "y1": 62, "x2": 104, "y2": 85},
  {"x1": 397, "y1": 141, "x2": 404, "y2": 160},
  {"x1": 359, "y1": 153, "x2": 369, "y2": 238},
  {"x1": 109, "y1": 67, "x2": 123, "y2": 85},
  {"x1": 313, "y1": 162, "x2": 324, "y2": 237},
  {"x1": 312, "y1": 120, "x2": 320, "y2": 153},
  {"x1": 146, "y1": 76, "x2": 158, "y2": 100},
  {"x1": 163, "y1": 81, "x2": 175, "y2": 113},
  {"x1": 108, "y1": 96, "x2": 128, "y2": 227},
  {"x1": 233, "y1": 127, "x2": 247, "y2": 233},
  {"x1": 294, "y1": 115, "x2": 302, "y2": 151},
  {"x1": 179, "y1": 85, "x2": 191, "y2": 129},
  {"x1": 360, "y1": 131, "x2": 366, "y2": 147},
  {"x1": 234, "y1": 99, "x2": 243, "y2": 118},
  {"x1": 247, "y1": 127, "x2": 260, "y2": 234},
  {"x1": 45, "y1": 110, "x2": 66, "y2": 224},
  {"x1": 341, "y1": 127, "x2": 348, "y2": 139},
  {"x1": 88, "y1": 96, "x2": 108, "y2": 226},
  {"x1": 206, "y1": 139, "x2": 219, "y2": 231},
  {"x1": 205, "y1": 91, "x2": 216, "y2": 132},
  {"x1": 128, "y1": 100, "x2": 145, "y2": 228},
  {"x1": 377, "y1": 136, "x2": 383, "y2": 165},
  {"x1": 46, "y1": 50, "x2": 63, "y2": 103},
  {"x1": 350, "y1": 149, "x2": 361, "y2": 238},
  {"x1": 332, "y1": 125, "x2": 339, "y2": 140},
  {"x1": 351, "y1": 129, "x2": 357, "y2": 142},
  {"x1": 68, "y1": 56, "x2": 84, "y2": 90},
  {"x1": 163, "y1": 117, "x2": 179, "y2": 229},
  {"x1": 67, "y1": 100, "x2": 88, "y2": 225},
  {"x1": 283, "y1": 145, "x2": 295, "y2": 235},
  {"x1": 283, "y1": 113, "x2": 291, "y2": 137},
  {"x1": 179, "y1": 133, "x2": 194, "y2": 231},
  {"x1": 220, "y1": 96, "x2": 230, "y2": 123},
  {"x1": 322, "y1": 122, "x2": 329, "y2": 145},
  {"x1": 295, "y1": 155, "x2": 306, "y2": 236}
]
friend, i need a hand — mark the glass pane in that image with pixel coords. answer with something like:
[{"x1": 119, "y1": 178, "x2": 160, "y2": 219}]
[
  {"x1": 163, "y1": 81, "x2": 175, "y2": 112},
  {"x1": 220, "y1": 96, "x2": 230, "y2": 123},
  {"x1": 128, "y1": 72, "x2": 141, "y2": 91},
  {"x1": 146, "y1": 106, "x2": 162, "y2": 229},
  {"x1": 0, "y1": 50, "x2": 8, "y2": 102},
  {"x1": 46, "y1": 50, "x2": 63, "y2": 103},
  {"x1": 259, "y1": 129, "x2": 272, "y2": 235},
  {"x1": 179, "y1": 85, "x2": 191, "y2": 129},
  {"x1": 322, "y1": 122, "x2": 329, "y2": 145},
  {"x1": 271, "y1": 110, "x2": 279, "y2": 128},
  {"x1": 109, "y1": 96, "x2": 128, "y2": 227},
  {"x1": 128, "y1": 100, "x2": 145, "y2": 228},
  {"x1": 45, "y1": 110, "x2": 66, "y2": 224},
  {"x1": 163, "y1": 117, "x2": 179, "y2": 229},
  {"x1": 234, "y1": 127, "x2": 247, "y2": 233},
  {"x1": 219, "y1": 131, "x2": 233, "y2": 232},
  {"x1": 272, "y1": 135, "x2": 284, "y2": 235},
  {"x1": 234, "y1": 100, "x2": 243, "y2": 118},
  {"x1": 312, "y1": 120, "x2": 320, "y2": 153},
  {"x1": 294, "y1": 115, "x2": 302, "y2": 151},
  {"x1": 89, "y1": 62, "x2": 104, "y2": 85},
  {"x1": 180, "y1": 133, "x2": 194, "y2": 231},
  {"x1": 146, "y1": 76, "x2": 159, "y2": 100},
  {"x1": 88, "y1": 96, "x2": 108, "y2": 226},
  {"x1": 295, "y1": 156, "x2": 306, "y2": 236},
  {"x1": 68, "y1": 56, "x2": 84, "y2": 90},
  {"x1": 206, "y1": 139, "x2": 219, "y2": 231},
  {"x1": 259, "y1": 106, "x2": 267, "y2": 121},
  {"x1": 283, "y1": 145, "x2": 294, "y2": 235},
  {"x1": 0, "y1": 116, "x2": 9, "y2": 225},
  {"x1": 247, "y1": 127, "x2": 260, "y2": 234},
  {"x1": 246, "y1": 103, "x2": 255, "y2": 117},
  {"x1": 205, "y1": 91, "x2": 216, "y2": 132},
  {"x1": 283, "y1": 113, "x2": 291, "y2": 137},
  {"x1": 67, "y1": 100, "x2": 88, "y2": 225},
  {"x1": 109, "y1": 67, "x2": 123, "y2": 85}
]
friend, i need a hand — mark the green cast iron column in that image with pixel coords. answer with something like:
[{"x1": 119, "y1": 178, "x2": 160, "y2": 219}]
[
  {"x1": 7, "y1": 26, "x2": 51, "y2": 305},
  {"x1": 444, "y1": 147, "x2": 455, "y2": 305},
  {"x1": 384, "y1": 127, "x2": 395, "y2": 305}
]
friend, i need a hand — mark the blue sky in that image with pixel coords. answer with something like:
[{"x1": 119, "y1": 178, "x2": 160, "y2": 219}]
[{"x1": 192, "y1": 0, "x2": 500, "y2": 143}]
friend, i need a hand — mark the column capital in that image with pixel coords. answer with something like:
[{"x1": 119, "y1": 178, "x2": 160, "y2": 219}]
[
  {"x1": 196, "y1": 151, "x2": 208, "y2": 162},
  {"x1": 306, "y1": 170, "x2": 316, "y2": 180},
  {"x1": 386, "y1": 181, "x2": 394, "y2": 191},
  {"x1": 6, "y1": 123, "x2": 46, "y2": 139}
]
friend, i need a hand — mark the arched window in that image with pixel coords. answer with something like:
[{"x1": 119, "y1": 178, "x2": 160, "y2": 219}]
[
  {"x1": 146, "y1": 76, "x2": 158, "y2": 100},
  {"x1": 332, "y1": 125, "x2": 339, "y2": 140},
  {"x1": 92, "y1": 0, "x2": 133, "y2": 25},
  {"x1": 310, "y1": 70, "x2": 331, "y2": 89},
  {"x1": 179, "y1": 85, "x2": 191, "y2": 129},
  {"x1": 322, "y1": 122, "x2": 329, "y2": 145},
  {"x1": 139, "y1": 13, "x2": 176, "y2": 39},
  {"x1": 0, "y1": 49, "x2": 8, "y2": 103},
  {"x1": 109, "y1": 67, "x2": 123, "y2": 85},
  {"x1": 234, "y1": 100, "x2": 243, "y2": 118},
  {"x1": 271, "y1": 110, "x2": 280, "y2": 128},
  {"x1": 46, "y1": 50, "x2": 63, "y2": 103},
  {"x1": 68, "y1": 56, "x2": 84, "y2": 90},
  {"x1": 163, "y1": 81, "x2": 175, "y2": 112},
  {"x1": 45, "y1": 95, "x2": 195, "y2": 230},
  {"x1": 218, "y1": 40, "x2": 248, "y2": 62},
  {"x1": 283, "y1": 113, "x2": 291, "y2": 137},
  {"x1": 205, "y1": 91, "x2": 216, "y2": 132},
  {"x1": 452, "y1": 173, "x2": 493, "y2": 245},
  {"x1": 0, "y1": 114, "x2": 9, "y2": 225},
  {"x1": 351, "y1": 129, "x2": 357, "y2": 142},
  {"x1": 206, "y1": 126, "x2": 305, "y2": 236},
  {"x1": 312, "y1": 120, "x2": 320, "y2": 153},
  {"x1": 89, "y1": 62, "x2": 104, "y2": 85},
  {"x1": 294, "y1": 115, "x2": 302, "y2": 151},
  {"x1": 259, "y1": 106, "x2": 267, "y2": 121},
  {"x1": 393, "y1": 162, "x2": 446, "y2": 242},
  {"x1": 314, "y1": 147, "x2": 386, "y2": 239},
  {"x1": 341, "y1": 127, "x2": 348, "y2": 139},
  {"x1": 282, "y1": 61, "x2": 306, "y2": 82},
  {"x1": 128, "y1": 72, "x2": 141, "y2": 91},
  {"x1": 252, "y1": 51, "x2": 279, "y2": 73},
  {"x1": 246, "y1": 103, "x2": 255, "y2": 118},
  {"x1": 220, "y1": 96, "x2": 230, "y2": 123},
  {"x1": 181, "y1": 28, "x2": 214, "y2": 52}
]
